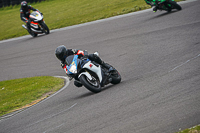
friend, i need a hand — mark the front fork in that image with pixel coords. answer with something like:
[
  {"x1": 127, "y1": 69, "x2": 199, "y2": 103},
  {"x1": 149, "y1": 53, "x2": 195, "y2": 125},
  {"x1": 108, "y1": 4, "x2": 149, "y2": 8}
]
[{"x1": 38, "y1": 20, "x2": 44, "y2": 30}]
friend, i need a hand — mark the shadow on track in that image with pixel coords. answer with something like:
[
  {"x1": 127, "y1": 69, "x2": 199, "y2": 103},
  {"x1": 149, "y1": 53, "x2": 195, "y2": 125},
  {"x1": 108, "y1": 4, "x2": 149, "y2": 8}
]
[
  {"x1": 147, "y1": 10, "x2": 179, "y2": 20},
  {"x1": 72, "y1": 81, "x2": 124, "y2": 99},
  {"x1": 20, "y1": 33, "x2": 51, "y2": 43}
]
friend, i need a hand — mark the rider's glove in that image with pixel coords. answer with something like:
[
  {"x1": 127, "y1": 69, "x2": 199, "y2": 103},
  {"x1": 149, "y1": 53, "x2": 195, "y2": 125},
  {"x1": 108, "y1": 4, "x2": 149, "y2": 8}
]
[
  {"x1": 77, "y1": 50, "x2": 84, "y2": 56},
  {"x1": 72, "y1": 49, "x2": 78, "y2": 54},
  {"x1": 36, "y1": 9, "x2": 41, "y2": 13},
  {"x1": 60, "y1": 62, "x2": 65, "y2": 68},
  {"x1": 94, "y1": 52, "x2": 99, "y2": 56}
]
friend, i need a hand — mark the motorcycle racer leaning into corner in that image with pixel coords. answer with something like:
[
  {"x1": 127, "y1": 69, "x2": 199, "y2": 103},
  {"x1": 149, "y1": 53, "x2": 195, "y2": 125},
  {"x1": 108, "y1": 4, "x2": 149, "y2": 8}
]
[
  {"x1": 20, "y1": 1, "x2": 42, "y2": 32},
  {"x1": 144, "y1": 0, "x2": 158, "y2": 12},
  {"x1": 55, "y1": 45, "x2": 114, "y2": 87}
]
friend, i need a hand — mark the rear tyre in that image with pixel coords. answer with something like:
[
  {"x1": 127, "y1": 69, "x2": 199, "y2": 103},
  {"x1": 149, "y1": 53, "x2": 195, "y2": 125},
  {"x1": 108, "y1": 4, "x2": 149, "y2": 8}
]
[
  {"x1": 79, "y1": 74, "x2": 101, "y2": 93},
  {"x1": 104, "y1": 63, "x2": 121, "y2": 84},
  {"x1": 28, "y1": 30, "x2": 37, "y2": 37},
  {"x1": 167, "y1": 8, "x2": 172, "y2": 13},
  {"x1": 169, "y1": 1, "x2": 182, "y2": 10},
  {"x1": 110, "y1": 69, "x2": 121, "y2": 84},
  {"x1": 40, "y1": 22, "x2": 50, "y2": 34}
]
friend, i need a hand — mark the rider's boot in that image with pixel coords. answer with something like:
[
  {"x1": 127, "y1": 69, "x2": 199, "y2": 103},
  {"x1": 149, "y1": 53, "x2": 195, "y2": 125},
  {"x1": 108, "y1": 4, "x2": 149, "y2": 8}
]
[
  {"x1": 100, "y1": 61, "x2": 114, "y2": 87},
  {"x1": 26, "y1": 22, "x2": 31, "y2": 33},
  {"x1": 90, "y1": 53, "x2": 114, "y2": 71},
  {"x1": 74, "y1": 80, "x2": 82, "y2": 87},
  {"x1": 101, "y1": 72, "x2": 112, "y2": 87},
  {"x1": 101, "y1": 61, "x2": 114, "y2": 72}
]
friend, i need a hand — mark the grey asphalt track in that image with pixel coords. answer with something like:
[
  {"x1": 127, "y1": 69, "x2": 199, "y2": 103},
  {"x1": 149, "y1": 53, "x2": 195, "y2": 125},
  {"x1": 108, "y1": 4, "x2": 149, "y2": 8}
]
[{"x1": 0, "y1": 0, "x2": 200, "y2": 133}]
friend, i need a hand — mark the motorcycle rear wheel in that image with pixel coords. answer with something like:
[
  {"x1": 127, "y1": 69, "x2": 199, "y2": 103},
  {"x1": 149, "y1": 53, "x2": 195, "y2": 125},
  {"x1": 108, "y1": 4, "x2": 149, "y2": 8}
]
[
  {"x1": 110, "y1": 69, "x2": 121, "y2": 84},
  {"x1": 104, "y1": 63, "x2": 121, "y2": 84},
  {"x1": 28, "y1": 30, "x2": 38, "y2": 37},
  {"x1": 169, "y1": 1, "x2": 182, "y2": 10},
  {"x1": 79, "y1": 74, "x2": 101, "y2": 93}
]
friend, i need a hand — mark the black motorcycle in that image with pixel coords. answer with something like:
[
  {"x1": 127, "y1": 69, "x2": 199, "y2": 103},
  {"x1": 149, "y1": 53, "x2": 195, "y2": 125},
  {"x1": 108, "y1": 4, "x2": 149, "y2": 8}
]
[{"x1": 151, "y1": 0, "x2": 182, "y2": 12}]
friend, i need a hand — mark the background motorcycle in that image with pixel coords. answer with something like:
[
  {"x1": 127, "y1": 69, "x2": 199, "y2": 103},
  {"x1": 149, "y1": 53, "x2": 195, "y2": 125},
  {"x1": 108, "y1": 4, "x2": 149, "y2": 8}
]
[
  {"x1": 65, "y1": 53, "x2": 121, "y2": 93},
  {"x1": 152, "y1": 0, "x2": 182, "y2": 12},
  {"x1": 22, "y1": 11, "x2": 49, "y2": 37}
]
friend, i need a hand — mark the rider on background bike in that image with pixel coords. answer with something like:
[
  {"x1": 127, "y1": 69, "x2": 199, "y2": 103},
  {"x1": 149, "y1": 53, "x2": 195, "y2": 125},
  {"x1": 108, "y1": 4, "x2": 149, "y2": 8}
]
[
  {"x1": 20, "y1": 1, "x2": 42, "y2": 32},
  {"x1": 144, "y1": 0, "x2": 158, "y2": 12},
  {"x1": 55, "y1": 45, "x2": 113, "y2": 87}
]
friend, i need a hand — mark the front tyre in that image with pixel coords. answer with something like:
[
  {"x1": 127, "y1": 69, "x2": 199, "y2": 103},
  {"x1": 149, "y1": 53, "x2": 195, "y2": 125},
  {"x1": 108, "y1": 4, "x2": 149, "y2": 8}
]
[
  {"x1": 79, "y1": 74, "x2": 101, "y2": 93},
  {"x1": 40, "y1": 22, "x2": 50, "y2": 34}
]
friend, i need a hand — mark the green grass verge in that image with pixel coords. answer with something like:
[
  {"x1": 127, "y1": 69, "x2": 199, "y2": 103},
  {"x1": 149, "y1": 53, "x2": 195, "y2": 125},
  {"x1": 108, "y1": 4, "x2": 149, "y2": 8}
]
[
  {"x1": 0, "y1": 0, "x2": 184, "y2": 41},
  {"x1": 0, "y1": 76, "x2": 64, "y2": 117},
  {"x1": 177, "y1": 125, "x2": 200, "y2": 133}
]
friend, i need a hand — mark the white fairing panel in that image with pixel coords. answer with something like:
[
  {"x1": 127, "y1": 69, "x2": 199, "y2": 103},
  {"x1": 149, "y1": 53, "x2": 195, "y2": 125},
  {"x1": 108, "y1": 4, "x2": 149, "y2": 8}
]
[
  {"x1": 78, "y1": 72, "x2": 93, "y2": 80},
  {"x1": 30, "y1": 11, "x2": 43, "y2": 21},
  {"x1": 82, "y1": 61, "x2": 102, "y2": 82},
  {"x1": 31, "y1": 24, "x2": 38, "y2": 28}
]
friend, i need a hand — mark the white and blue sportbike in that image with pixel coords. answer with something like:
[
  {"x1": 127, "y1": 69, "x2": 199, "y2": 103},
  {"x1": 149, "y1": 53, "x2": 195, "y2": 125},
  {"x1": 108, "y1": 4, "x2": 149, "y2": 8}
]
[{"x1": 65, "y1": 53, "x2": 121, "y2": 93}]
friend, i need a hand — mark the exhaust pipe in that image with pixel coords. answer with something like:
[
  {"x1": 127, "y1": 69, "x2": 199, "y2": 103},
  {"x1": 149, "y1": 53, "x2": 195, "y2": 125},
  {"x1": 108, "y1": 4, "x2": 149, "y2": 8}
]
[{"x1": 22, "y1": 24, "x2": 27, "y2": 30}]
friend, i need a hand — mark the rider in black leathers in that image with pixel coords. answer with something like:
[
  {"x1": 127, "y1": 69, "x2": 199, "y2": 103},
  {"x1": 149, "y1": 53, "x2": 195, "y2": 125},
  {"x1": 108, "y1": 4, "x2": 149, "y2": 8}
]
[
  {"x1": 20, "y1": 1, "x2": 41, "y2": 32},
  {"x1": 55, "y1": 45, "x2": 113, "y2": 87},
  {"x1": 144, "y1": 0, "x2": 158, "y2": 12}
]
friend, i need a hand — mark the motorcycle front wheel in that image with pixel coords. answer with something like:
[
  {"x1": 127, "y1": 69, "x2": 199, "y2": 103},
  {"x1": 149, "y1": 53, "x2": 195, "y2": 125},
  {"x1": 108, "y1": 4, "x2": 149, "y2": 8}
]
[
  {"x1": 40, "y1": 22, "x2": 50, "y2": 34},
  {"x1": 79, "y1": 74, "x2": 101, "y2": 93}
]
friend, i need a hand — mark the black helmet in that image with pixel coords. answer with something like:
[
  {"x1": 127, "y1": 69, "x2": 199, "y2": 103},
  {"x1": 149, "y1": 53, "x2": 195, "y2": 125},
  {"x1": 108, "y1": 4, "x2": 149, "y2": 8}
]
[
  {"x1": 21, "y1": 1, "x2": 28, "y2": 10},
  {"x1": 55, "y1": 45, "x2": 67, "y2": 62}
]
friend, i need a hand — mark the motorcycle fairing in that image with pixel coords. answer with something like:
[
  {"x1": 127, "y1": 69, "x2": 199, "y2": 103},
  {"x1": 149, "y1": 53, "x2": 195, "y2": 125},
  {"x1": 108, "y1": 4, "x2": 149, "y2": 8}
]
[
  {"x1": 29, "y1": 11, "x2": 43, "y2": 22},
  {"x1": 78, "y1": 72, "x2": 93, "y2": 80},
  {"x1": 66, "y1": 54, "x2": 104, "y2": 84},
  {"x1": 157, "y1": 0, "x2": 175, "y2": 2},
  {"x1": 30, "y1": 21, "x2": 39, "y2": 29},
  {"x1": 156, "y1": 0, "x2": 175, "y2": 10},
  {"x1": 81, "y1": 59, "x2": 91, "y2": 67},
  {"x1": 29, "y1": 11, "x2": 44, "y2": 33},
  {"x1": 79, "y1": 61, "x2": 103, "y2": 82}
]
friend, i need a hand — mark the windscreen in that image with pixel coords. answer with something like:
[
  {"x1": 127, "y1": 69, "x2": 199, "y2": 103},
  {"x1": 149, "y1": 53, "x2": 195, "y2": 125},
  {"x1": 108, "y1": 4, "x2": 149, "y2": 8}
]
[
  {"x1": 65, "y1": 55, "x2": 75, "y2": 65},
  {"x1": 30, "y1": 12, "x2": 38, "y2": 17}
]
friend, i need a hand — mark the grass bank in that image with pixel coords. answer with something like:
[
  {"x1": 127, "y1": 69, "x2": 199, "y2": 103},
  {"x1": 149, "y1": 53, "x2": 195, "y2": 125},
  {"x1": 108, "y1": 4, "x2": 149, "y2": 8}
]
[
  {"x1": 177, "y1": 125, "x2": 200, "y2": 133},
  {"x1": 0, "y1": 0, "x2": 183, "y2": 40},
  {"x1": 0, "y1": 76, "x2": 64, "y2": 117}
]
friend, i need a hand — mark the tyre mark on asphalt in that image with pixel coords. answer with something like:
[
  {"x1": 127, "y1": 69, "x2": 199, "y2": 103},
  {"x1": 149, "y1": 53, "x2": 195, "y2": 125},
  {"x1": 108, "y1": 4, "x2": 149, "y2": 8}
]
[
  {"x1": 43, "y1": 123, "x2": 65, "y2": 133},
  {"x1": 169, "y1": 53, "x2": 200, "y2": 72},
  {"x1": 28, "y1": 103, "x2": 77, "y2": 127}
]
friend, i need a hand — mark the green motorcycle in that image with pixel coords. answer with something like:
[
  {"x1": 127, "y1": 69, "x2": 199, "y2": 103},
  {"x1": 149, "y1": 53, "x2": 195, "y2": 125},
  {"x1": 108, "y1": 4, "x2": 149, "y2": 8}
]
[{"x1": 146, "y1": 0, "x2": 182, "y2": 12}]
